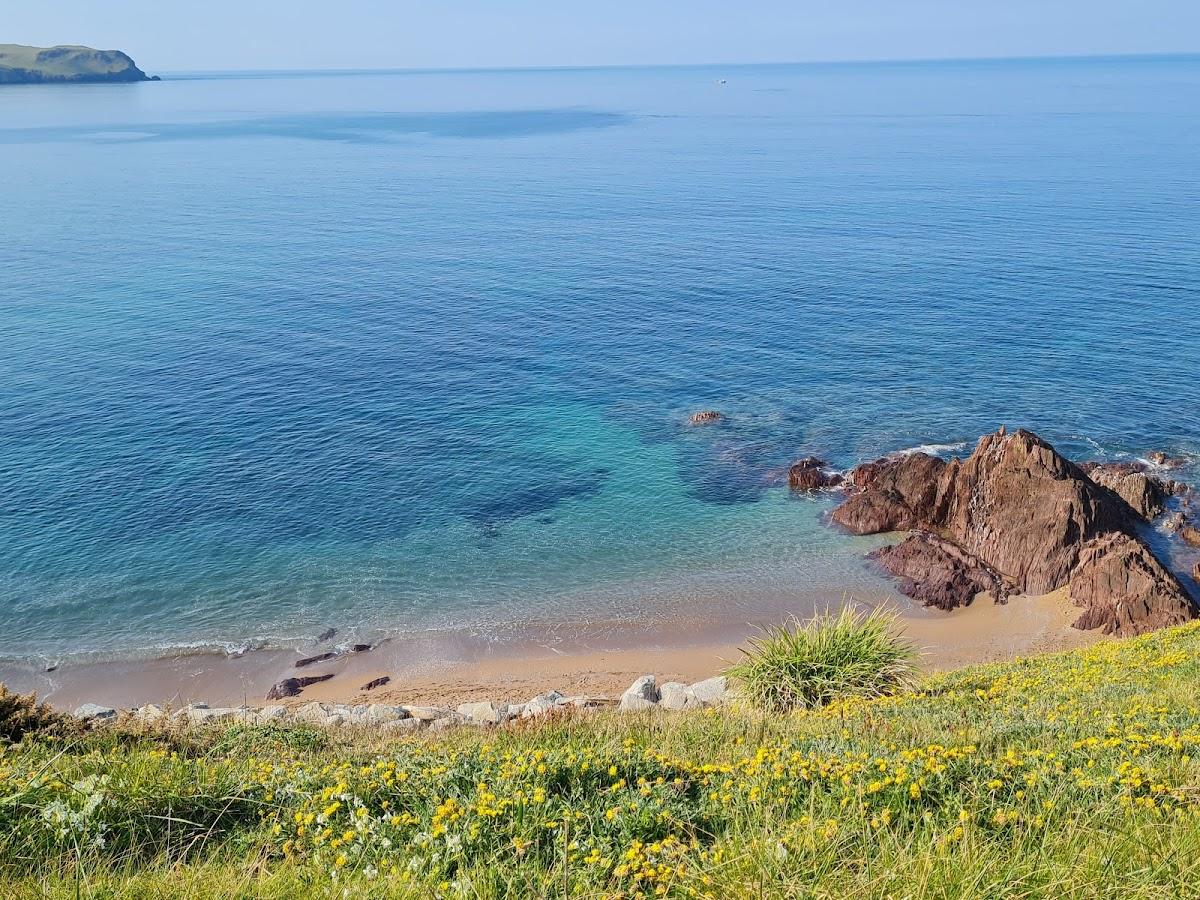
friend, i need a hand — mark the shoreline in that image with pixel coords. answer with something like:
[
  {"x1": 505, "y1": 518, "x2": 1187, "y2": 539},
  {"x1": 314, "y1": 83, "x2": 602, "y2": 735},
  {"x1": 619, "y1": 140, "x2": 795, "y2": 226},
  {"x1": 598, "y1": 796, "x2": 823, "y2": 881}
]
[{"x1": 3, "y1": 588, "x2": 1100, "y2": 712}]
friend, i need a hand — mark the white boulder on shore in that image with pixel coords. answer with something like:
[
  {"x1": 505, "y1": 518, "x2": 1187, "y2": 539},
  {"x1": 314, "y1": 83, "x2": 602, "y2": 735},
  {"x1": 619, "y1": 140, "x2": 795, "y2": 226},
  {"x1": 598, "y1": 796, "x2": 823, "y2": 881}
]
[{"x1": 80, "y1": 673, "x2": 732, "y2": 731}]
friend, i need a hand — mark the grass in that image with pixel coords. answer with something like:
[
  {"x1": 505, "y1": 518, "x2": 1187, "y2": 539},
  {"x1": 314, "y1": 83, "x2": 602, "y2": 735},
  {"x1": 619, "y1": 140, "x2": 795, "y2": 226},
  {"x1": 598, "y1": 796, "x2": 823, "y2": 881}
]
[
  {"x1": 726, "y1": 607, "x2": 920, "y2": 712},
  {"x1": 4, "y1": 622, "x2": 1200, "y2": 897}
]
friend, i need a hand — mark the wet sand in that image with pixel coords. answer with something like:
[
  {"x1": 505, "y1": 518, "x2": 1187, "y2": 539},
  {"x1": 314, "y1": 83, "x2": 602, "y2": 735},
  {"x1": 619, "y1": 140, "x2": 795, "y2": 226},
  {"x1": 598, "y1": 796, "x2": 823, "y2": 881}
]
[{"x1": 5, "y1": 588, "x2": 1100, "y2": 711}]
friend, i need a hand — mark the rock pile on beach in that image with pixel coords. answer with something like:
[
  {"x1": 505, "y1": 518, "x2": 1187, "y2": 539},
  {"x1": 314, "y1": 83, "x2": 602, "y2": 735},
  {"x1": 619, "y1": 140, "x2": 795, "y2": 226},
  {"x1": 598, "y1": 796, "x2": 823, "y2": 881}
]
[
  {"x1": 832, "y1": 427, "x2": 1197, "y2": 635},
  {"x1": 71, "y1": 674, "x2": 732, "y2": 729}
]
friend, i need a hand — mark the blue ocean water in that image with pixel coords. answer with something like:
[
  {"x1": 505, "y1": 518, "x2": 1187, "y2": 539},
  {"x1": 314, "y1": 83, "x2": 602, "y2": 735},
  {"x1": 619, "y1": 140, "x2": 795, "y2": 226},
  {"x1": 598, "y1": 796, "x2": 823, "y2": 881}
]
[{"x1": 2, "y1": 56, "x2": 1198, "y2": 664}]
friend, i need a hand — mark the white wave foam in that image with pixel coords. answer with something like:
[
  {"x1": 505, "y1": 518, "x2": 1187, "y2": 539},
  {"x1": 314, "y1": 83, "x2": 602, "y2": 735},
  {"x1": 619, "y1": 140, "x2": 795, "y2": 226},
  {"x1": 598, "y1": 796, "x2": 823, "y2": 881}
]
[{"x1": 890, "y1": 441, "x2": 968, "y2": 458}]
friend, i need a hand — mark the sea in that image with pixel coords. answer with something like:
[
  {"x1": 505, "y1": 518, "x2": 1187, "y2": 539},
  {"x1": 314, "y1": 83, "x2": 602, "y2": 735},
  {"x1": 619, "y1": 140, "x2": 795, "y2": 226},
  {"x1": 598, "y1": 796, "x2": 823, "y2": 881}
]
[{"x1": 2, "y1": 55, "x2": 1198, "y2": 669}]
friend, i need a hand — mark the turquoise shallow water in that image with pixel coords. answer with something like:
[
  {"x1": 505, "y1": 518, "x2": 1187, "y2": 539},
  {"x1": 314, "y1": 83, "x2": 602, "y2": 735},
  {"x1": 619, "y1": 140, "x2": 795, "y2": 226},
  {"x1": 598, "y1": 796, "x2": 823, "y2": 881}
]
[{"x1": 1, "y1": 56, "x2": 1198, "y2": 664}]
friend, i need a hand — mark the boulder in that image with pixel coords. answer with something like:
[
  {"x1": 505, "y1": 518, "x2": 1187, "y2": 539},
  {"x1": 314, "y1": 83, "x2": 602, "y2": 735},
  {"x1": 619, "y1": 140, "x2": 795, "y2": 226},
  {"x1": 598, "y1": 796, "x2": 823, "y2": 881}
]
[
  {"x1": 74, "y1": 703, "x2": 116, "y2": 722},
  {"x1": 363, "y1": 704, "x2": 407, "y2": 723},
  {"x1": 788, "y1": 457, "x2": 842, "y2": 491},
  {"x1": 402, "y1": 705, "x2": 452, "y2": 722},
  {"x1": 689, "y1": 676, "x2": 730, "y2": 706},
  {"x1": 869, "y1": 533, "x2": 1010, "y2": 611},
  {"x1": 1181, "y1": 526, "x2": 1200, "y2": 548},
  {"x1": 134, "y1": 704, "x2": 167, "y2": 722},
  {"x1": 456, "y1": 701, "x2": 510, "y2": 725},
  {"x1": 688, "y1": 411, "x2": 723, "y2": 425},
  {"x1": 381, "y1": 717, "x2": 423, "y2": 734},
  {"x1": 1193, "y1": 562, "x2": 1200, "y2": 584},
  {"x1": 294, "y1": 702, "x2": 335, "y2": 725},
  {"x1": 520, "y1": 690, "x2": 565, "y2": 719},
  {"x1": 618, "y1": 675, "x2": 659, "y2": 711},
  {"x1": 658, "y1": 682, "x2": 698, "y2": 710},
  {"x1": 259, "y1": 705, "x2": 289, "y2": 720},
  {"x1": 1079, "y1": 462, "x2": 1168, "y2": 520}
]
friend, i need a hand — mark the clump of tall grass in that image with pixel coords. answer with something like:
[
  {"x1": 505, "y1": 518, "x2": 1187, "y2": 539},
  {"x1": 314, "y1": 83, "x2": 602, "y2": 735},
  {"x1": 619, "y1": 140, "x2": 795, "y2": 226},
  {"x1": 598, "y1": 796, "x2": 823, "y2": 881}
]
[
  {"x1": 0, "y1": 684, "x2": 74, "y2": 743},
  {"x1": 726, "y1": 607, "x2": 919, "y2": 711}
]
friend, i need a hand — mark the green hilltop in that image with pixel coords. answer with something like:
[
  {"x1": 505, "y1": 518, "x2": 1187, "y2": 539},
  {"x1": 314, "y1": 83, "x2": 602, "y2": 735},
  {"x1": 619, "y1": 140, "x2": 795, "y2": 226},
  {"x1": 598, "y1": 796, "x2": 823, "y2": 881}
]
[{"x1": 0, "y1": 43, "x2": 157, "y2": 84}]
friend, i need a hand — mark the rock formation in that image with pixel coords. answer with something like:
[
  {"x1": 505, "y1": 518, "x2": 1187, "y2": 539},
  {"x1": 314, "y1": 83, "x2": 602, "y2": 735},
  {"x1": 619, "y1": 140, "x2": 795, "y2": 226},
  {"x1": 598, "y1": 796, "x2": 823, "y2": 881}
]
[
  {"x1": 833, "y1": 428, "x2": 1196, "y2": 635},
  {"x1": 869, "y1": 533, "x2": 1009, "y2": 611},
  {"x1": 1079, "y1": 462, "x2": 1169, "y2": 520},
  {"x1": 787, "y1": 456, "x2": 843, "y2": 491},
  {"x1": 688, "y1": 411, "x2": 723, "y2": 425}
]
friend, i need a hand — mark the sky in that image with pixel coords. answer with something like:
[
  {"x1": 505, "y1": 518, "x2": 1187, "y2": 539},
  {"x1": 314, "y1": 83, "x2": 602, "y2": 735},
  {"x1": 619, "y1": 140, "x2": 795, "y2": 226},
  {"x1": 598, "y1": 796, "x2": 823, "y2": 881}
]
[{"x1": 6, "y1": 1, "x2": 1200, "y2": 72}]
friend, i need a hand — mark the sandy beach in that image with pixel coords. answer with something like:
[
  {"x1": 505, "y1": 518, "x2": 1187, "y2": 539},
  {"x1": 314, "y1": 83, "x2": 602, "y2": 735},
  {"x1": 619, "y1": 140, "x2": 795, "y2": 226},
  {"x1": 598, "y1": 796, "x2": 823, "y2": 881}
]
[{"x1": 7, "y1": 587, "x2": 1101, "y2": 712}]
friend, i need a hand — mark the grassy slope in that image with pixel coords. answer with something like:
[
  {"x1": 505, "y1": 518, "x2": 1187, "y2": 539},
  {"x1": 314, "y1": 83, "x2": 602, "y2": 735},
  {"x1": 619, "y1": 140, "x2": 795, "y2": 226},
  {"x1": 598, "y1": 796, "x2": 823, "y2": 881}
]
[{"x1": 5, "y1": 623, "x2": 1200, "y2": 898}]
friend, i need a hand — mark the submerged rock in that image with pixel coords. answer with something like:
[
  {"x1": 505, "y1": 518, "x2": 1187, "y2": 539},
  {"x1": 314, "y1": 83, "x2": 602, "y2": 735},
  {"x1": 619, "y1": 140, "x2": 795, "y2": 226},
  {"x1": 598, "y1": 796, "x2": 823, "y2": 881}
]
[
  {"x1": 1148, "y1": 451, "x2": 1187, "y2": 469},
  {"x1": 295, "y1": 651, "x2": 339, "y2": 668},
  {"x1": 688, "y1": 411, "x2": 724, "y2": 425},
  {"x1": 787, "y1": 456, "x2": 843, "y2": 491}
]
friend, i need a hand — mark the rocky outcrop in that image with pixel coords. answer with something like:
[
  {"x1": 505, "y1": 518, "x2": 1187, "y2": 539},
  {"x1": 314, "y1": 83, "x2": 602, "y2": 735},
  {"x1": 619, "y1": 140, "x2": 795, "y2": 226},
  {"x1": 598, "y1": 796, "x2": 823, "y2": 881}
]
[
  {"x1": 830, "y1": 452, "x2": 946, "y2": 533},
  {"x1": 688, "y1": 411, "x2": 723, "y2": 425},
  {"x1": 1079, "y1": 461, "x2": 1169, "y2": 520},
  {"x1": 788, "y1": 456, "x2": 843, "y2": 491},
  {"x1": 1148, "y1": 451, "x2": 1187, "y2": 469},
  {"x1": 1069, "y1": 533, "x2": 1197, "y2": 634},
  {"x1": 834, "y1": 428, "x2": 1196, "y2": 635},
  {"x1": 1182, "y1": 526, "x2": 1200, "y2": 548},
  {"x1": 869, "y1": 533, "x2": 1010, "y2": 611}
]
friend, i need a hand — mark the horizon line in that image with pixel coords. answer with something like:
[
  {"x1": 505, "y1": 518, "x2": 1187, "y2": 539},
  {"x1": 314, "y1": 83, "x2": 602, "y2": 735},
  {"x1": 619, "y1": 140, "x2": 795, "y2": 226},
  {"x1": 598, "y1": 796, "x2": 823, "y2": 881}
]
[{"x1": 153, "y1": 49, "x2": 1200, "y2": 77}]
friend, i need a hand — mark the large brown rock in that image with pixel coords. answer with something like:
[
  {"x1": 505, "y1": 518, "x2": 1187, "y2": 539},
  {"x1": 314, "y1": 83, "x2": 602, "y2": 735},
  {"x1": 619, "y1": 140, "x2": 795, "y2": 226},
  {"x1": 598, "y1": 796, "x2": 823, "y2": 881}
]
[
  {"x1": 869, "y1": 533, "x2": 1010, "y2": 611},
  {"x1": 1069, "y1": 533, "x2": 1196, "y2": 635},
  {"x1": 830, "y1": 453, "x2": 946, "y2": 533},
  {"x1": 936, "y1": 430, "x2": 1132, "y2": 595},
  {"x1": 833, "y1": 428, "x2": 1196, "y2": 635},
  {"x1": 1079, "y1": 461, "x2": 1168, "y2": 520}
]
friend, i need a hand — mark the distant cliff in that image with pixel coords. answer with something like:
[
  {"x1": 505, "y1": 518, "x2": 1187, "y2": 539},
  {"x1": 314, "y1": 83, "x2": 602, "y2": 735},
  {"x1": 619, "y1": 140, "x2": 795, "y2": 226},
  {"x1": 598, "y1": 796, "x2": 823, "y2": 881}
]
[{"x1": 0, "y1": 44, "x2": 158, "y2": 84}]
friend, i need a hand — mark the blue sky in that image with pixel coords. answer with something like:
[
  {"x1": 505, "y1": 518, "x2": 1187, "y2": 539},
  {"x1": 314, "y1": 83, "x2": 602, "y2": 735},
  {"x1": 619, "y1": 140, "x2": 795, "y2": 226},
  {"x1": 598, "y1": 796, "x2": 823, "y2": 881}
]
[{"x1": 7, "y1": 0, "x2": 1199, "y2": 71}]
